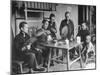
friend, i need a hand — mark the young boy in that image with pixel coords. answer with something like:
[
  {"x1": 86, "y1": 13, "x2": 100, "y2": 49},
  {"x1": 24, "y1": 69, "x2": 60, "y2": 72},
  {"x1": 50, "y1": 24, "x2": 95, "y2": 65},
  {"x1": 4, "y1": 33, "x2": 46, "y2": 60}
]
[{"x1": 82, "y1": 35, "x2": 95, "y2": 63}]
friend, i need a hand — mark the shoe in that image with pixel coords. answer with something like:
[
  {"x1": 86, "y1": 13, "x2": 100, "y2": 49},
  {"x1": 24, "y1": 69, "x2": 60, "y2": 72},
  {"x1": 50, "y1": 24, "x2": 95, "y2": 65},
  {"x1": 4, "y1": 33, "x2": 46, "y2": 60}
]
[
  {"x1": 43, "y1": 64, "x2": 47, "y2": 68},
  {"x1": 33, "y1": 68, "x2": 45, "y2": 71},
  {"x1": 27, "y1": 68, "x2": 33, "y2": 74}
]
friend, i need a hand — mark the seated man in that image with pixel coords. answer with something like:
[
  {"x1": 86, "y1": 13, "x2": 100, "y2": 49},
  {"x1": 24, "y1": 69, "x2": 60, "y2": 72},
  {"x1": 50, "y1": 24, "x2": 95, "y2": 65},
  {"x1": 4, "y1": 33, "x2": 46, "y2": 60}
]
[
  {"x1": 36, "y1": 19, "x2": 51, "y2": 42},
  {"x1": 36, "y1": 19, "x2": 51, "y2": 67},
  {"x1": 14, "y1": 22, "x2": 44, "y2": 73}
]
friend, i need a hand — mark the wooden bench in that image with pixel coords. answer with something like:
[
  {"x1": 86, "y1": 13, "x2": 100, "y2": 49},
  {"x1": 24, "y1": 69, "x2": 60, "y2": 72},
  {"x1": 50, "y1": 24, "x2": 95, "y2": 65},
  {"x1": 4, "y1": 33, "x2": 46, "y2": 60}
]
[{"x1": 12, "y1": 60, "x2": 24, "y2": 74}]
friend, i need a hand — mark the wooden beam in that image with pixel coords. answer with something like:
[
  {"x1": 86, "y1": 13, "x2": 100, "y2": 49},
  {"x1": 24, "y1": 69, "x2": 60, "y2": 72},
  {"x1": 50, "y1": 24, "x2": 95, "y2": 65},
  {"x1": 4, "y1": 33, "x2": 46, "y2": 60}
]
[
  {"x1": 51, "y1": 58, "x2": 67, "y2": 64},
  {"x1": 70, "y1": 56, "x2": 81, "y2": 66}
]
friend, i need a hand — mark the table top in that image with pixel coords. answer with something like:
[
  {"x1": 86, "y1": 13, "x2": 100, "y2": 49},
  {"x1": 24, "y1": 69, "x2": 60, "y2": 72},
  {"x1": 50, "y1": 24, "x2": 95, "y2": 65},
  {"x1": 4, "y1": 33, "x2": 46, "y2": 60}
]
[{"x1": 39, "y1": 41, "x2": 83, "y2": 50}]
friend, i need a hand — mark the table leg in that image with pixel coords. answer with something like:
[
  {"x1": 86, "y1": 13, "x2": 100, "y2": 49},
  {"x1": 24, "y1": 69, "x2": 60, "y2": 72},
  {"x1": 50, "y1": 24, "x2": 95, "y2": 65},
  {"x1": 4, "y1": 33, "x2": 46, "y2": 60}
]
[
  {"x1": 47, "y1": 48, "x2": 52, "y2": 72},
  {"x1": 79, "y1": 46, "x2": 83, "y2": 68},
  {"x1": 53, "y1": 48, "x2": 56, "y2": 57},
  {"x1": 66, "y1": 49, "x2": 70, "y2": 70},
  {"x1": 56, "y1": 48, "x2": 59, "y2": 59}
]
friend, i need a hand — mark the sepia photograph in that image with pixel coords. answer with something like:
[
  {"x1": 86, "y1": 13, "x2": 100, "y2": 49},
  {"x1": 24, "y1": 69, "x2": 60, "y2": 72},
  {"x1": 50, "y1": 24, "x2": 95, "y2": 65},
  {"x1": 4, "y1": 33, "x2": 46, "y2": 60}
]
[{"x1": 11, "y1": 0, "x2": 96, "y2": 74}]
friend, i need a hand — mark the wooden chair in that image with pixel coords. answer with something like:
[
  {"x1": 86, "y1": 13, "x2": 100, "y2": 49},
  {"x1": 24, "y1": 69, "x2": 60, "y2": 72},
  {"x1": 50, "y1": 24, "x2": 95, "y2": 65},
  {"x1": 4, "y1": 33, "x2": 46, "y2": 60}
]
[{"x1": 85, "y1": 47, "x2": 95, "y2": 65}]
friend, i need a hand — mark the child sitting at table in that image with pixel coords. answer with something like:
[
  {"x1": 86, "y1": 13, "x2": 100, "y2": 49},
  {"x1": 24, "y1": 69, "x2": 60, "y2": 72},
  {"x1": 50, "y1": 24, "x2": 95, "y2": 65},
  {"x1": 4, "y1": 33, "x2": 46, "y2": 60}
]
[
  {"x1": 77, "y1": 22, "x2": 90, "y2": 44},
  {"x1": 82, "y1": 35, "x2": 95, "y2": 63},
  {"x1": 71, "y1": 22, "x2": 90, "y2": 60},
  {"x1": 76, "y1": 22, "x2": 90, "y2": 54}
]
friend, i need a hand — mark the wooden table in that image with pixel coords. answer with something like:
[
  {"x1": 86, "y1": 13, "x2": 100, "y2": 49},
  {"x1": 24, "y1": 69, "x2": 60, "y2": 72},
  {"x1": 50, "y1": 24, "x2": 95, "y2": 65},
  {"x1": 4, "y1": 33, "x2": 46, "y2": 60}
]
[{"x1": 40, "y1": 41, "x2": 83, "y2": 72}]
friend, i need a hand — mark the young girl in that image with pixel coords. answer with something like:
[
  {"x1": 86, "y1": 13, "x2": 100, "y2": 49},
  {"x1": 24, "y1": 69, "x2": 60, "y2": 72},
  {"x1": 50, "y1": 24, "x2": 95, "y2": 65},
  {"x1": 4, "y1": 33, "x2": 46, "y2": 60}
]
[{"x1": 77, "y1": 22, "x2": 90, "y2": 43}]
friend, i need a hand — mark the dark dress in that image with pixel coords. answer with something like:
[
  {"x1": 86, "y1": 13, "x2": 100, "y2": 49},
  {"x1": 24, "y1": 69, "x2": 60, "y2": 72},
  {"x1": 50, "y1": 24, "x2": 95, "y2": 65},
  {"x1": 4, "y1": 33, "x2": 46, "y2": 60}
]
[
  {"x1": 48, "y1": 21, "x2": 57, "y2": 39},
  {"x1": 59, "y1": 19, "x2": 74, "y2": 40},
  {"x1": 77, "y1": 29, "x2": 90, "y2": 43}
]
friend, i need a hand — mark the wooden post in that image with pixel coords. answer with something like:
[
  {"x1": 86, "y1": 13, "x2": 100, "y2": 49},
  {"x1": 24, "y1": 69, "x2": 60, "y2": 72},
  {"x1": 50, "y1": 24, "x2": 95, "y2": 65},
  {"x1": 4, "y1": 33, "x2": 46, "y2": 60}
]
[
  {"x1": 90, "y1": 7, "x2": 92, "y2": 35},
  {"x1": 83, "y1": 7, "x2": 85, "y2": 21},
  {"x1": 24, "y1": 2, "x2": 27, "y2": 20},
  {"x1": 86, "y1": 6, "x2": 89, "y2": 21}
]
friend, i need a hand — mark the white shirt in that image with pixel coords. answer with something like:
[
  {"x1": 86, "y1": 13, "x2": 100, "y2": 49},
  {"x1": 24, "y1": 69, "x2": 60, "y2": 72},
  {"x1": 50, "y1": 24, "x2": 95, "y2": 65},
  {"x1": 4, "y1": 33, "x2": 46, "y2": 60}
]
[{"x1": 87, "y1": 42, "x2": 95, "y2": 54}]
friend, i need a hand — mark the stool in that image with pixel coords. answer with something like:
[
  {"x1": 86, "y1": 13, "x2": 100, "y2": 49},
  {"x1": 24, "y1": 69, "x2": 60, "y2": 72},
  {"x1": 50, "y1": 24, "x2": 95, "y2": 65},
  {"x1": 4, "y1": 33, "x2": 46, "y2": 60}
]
[{"x1": 12, "y1": 60, "x2": 24, "y2": 74}]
